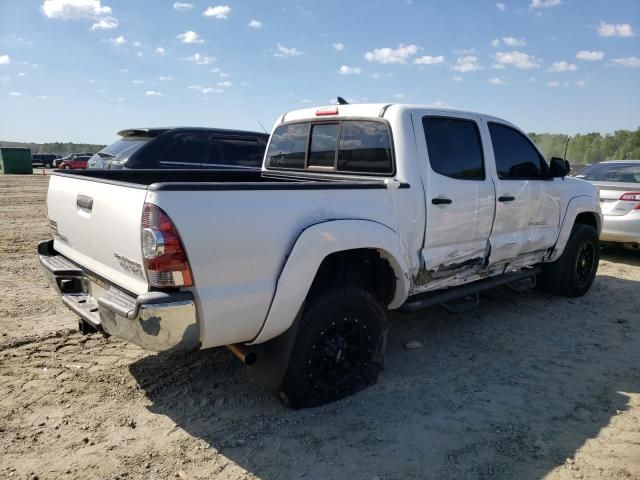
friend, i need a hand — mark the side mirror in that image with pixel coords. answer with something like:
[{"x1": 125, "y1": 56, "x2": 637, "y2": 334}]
[{"x1": 550, "y1": 156, "x2": 571, "y2": 178}]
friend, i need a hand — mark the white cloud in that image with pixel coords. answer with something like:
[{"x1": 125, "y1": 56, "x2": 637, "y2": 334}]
[
  {"x1": 545, "y1": 80, "x2": 560, "y2": 87},
  {"x1": 364, "y1": 44, "x2": 418, "y2": 64},
  {"x1": 502, "y1": 36, "x2": 526, "y2": 47},
  {"x1": 159, "y1": 76, "x2": 172, "y2": 81},
  {"x1": 119, "y1": 68, "x2": 128, "y2": 73},
  {"x1": 452, "y1": 55, "x2": 480, "y2": 72},
  {"x1": 547, "y1": 60, "x2": 577, "y2": 72},
  {"x1": 333, "y1": 42, "x2": 344, "y2": 51},
  {"x1": 494, "y1": 51, "x2": 540, "y2": 69},
  {"x1": 248, "y1": 19, "x2": 262, "y2": 28},
  {"x1": 496, "y1": 2, "x2": 506, "y2": 11},
  {"x1": 393, "y1": 93, "x2": 406, "y2": 99},
  {"x1": 529, "y1": 76, "x2": 537, "y2": 82},
  {"x1": 17, "y1": 72, "x2": 26, "y2": 77},
  {"x1": 109, "y1": 35, "x2": 126, "y2": 45},
  {"x1": 203, "y1": 5, "x2": 230, "y2": 19},
  {"x1": 575, "y1": 79, "x2": 586, "y2": 87},
  {"x1": 217, "y1": 80, "x2": 232, "y2": 87},
  {"x1": 492, "y1": 63, "x2": 506, "y2": 69},
  {"x1": 145, "y1": 90, "x2": 163, "y2": 96},
  {"x1": 173, "y1": 2, "x2": 193, "y2": 11},
  {"x1": 0, "y1": 54, "x2": 10, "y2": 65},
  {"x1": 611, "y1": 57, "x2": 640, "y2": 67},
  {"x1": 576, "y1": 50, "x2": 604, "y2": 61},
  {"x1": 133, "y1": 41, "x2": 142, "y2": 47},
  {"x1": 189, "y1": 85, "x2": 223, "y2": 94},
  {"x1": 452, "y1": 75, "x2": 463, "y2": 82},
  {"x1": 177, "y1": 31, "x2": 204, "y2": 44},
  {"x1": 180, "y1": 53, "x2": 215, "y2": 65},
  {"x1": 300, "y1": 99, "x2": 312, "y2": 104},
  {"x1": 42, "y1": 0, "x2": 118, "y2": 31},
  {"x1": 135, "y1": 52, "x2": 143, "y2": 57},
  {"x1": 491, "y1": 39, "x2": 500, "y2": 47},
  {"x1": 337, "y1": 65, "x2": 361, "y2": 75},
  {"x1": 414, "y1": 55, "x2": 445, "y2": 65},
  {"x1": 274, "y1": 43, "x2": 303, "y2": 57},
  {"x1": 489, "y1": 76, "x2": 506, "y2": 85},
  {"x1": 9, "y1": 91, "x2": 22, "y2": 96},
  {"x1": 218, "y1": 71, "x2": 230, "y2": 78},
  {"x1": 132, "y1": 80, "x2": 145, "y2": 84},
  {"x1": 90, "y1": 16, "x2": 117, "y2": 30},
  {"x1": 529, "y1": 0, "x2": 561, "y2": 9},
  {"x1": 155, "y1": 47, "x2": 165, "y2": 55},
  {"x1": 597, "y1": 21, "x2": 635, "y2": 37}
]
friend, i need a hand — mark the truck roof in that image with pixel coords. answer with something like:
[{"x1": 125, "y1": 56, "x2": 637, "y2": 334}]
[{"x1": 280, "y1": 103, "x2": 512, "y2": 126}]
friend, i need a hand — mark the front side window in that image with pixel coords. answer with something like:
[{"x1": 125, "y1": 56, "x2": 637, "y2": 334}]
[
  {"x1": 422, "y1": 116, "x2": 484, "y2": 180},
  {"x1": 489, "y1": 123, "x2": 547, "y2": 179},
  {"x1": 266, "y1": 120, "x2": 393, "y2": 175}
]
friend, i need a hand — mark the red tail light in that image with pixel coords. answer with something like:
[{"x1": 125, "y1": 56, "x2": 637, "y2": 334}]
[
  {"x1": 316, "y1": 107, "x2": 338, "y2": 116},
  {"x1": 619, "y1": 192, "x2": 640, "y2": 209},
  {"x1": 141, "y1": 203, "x2": 193, "y2": 287}
]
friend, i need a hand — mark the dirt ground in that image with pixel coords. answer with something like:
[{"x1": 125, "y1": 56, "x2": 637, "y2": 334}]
[{"x1": 1, "y1": 174, "x2": 639, "y2": 480}]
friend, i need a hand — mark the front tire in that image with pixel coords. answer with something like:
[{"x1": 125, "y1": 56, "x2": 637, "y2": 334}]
[
  {"x1": 538, "y1": 224, "x2": 599, "y2": 297},
  {"x1": 64, "y1": 165, "x2": 70, "y2": 169},
  {"x1": 278, "y1": 286, "x2": 387, "y2": 409}
]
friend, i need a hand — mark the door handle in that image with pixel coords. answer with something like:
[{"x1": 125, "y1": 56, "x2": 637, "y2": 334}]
[
  {"x1": 498, "y1": 196, "x2": 515, "y2": 202},
  {"x1": 432, "y1": 197, "x2": 452, "y2": 205},
  {"x1": 76, "y1": 194, "x2": 93, "y2": 210}
]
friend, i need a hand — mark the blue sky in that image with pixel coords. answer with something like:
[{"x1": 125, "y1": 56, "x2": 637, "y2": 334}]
[{"x1": 0, "y1": 0, "x2": 639, "y2": 143}]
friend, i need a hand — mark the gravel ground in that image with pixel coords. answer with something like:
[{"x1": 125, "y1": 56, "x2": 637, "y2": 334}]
[{"x1": 1, "y1": 174, "x2": 639, "y2": 480}]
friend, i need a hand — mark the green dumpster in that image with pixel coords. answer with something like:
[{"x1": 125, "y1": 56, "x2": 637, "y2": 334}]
[{"x1": 0, "y1": 147, "x2": 33, "y2": 174}]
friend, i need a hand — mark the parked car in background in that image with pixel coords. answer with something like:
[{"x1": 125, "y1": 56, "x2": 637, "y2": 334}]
[
  {"x1": 87, "y1": 127, "x2": 269, "y2": 170},
  {"x1": 58, "y1": 155, "x2": 91, "y2": 170},
  {"x1": 573, "y1": 160, "x2": 640, "y2": 248},
  {"x1": 54, "y1": 153, "x2": 96, "y2": 168},
  {"x1": 32, "y1": 154, "x2": 60, "y2": 169}
]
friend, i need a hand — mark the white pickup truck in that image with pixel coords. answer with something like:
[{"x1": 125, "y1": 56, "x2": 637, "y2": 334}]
[{"x1": 40, "y1": 103, "x2": 602, "y2": 408}]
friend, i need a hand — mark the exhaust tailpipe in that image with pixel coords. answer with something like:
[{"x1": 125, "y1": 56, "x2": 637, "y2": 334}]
[{"x1": 226, "y1": 343, "x2": 257, "y2": 366}]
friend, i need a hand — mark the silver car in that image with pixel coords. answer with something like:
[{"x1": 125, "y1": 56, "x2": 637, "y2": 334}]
[{"x1": 574, "y1": 160, "x2": 640, "y2": 247}]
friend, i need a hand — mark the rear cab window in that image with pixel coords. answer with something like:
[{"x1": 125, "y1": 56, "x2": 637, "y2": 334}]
[{"x1": 266, "y1": 120, "x2": 393, "y2": 175}]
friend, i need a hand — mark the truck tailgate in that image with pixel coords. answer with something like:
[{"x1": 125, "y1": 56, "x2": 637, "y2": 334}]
[{"x1": 46, "y1": 174, "x2": 149, "y2": 295}]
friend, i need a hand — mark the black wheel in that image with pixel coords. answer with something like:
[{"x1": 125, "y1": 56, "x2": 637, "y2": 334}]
[
  {"x1": 64, "y1": 165, "x2": 70, "y2": 169},
  {"x1": 44, "y1": 162, "x2": 52, "y2": 169},
  {"x1": 538, "y1": 224, "x2": 599, "y2": 297},
  {"x1": 278, "y1": 286, "x2": 387, "y2": 409}
]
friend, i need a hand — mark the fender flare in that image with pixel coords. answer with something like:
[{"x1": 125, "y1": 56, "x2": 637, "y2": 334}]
[
  {"x1": 548, "y1": 195, "x2": 602, "y2": 263},
  {"x1": 250, "y1": 219, "x2": 411, "y2": 345}
]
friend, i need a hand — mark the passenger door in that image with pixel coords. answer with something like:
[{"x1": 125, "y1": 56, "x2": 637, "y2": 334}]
[
  {"x1": 157, "y1": 133, "x2": 205, "y2": 169},
  {"x1": 416, "y1": 113, "x2": 496, "y2": 283},
  {"x1": 485, "y1": 122, "x2": 561, "y2": 265}
]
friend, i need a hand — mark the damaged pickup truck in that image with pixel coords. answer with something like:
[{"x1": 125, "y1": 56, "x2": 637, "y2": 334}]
[{"x1": 39, "y1": 103, "x2": 602, "y2": 408}]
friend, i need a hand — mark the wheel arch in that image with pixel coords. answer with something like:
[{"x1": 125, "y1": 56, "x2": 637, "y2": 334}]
[
  {"x1": 250, "y1": 219, "x2": 411, "y2": 345},
  {"x1": 548, "y1": 195, "x2": 602, "y2": 263}
]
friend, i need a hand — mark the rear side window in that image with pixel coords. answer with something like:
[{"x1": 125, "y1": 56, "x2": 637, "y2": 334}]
[
  {"x1": 159, "y1": 133, "x2": 204, "y2": 166},
  {"x1": 266, "y1": 123, "x2": 309, "y2": 169},
  {"x1": 489, "y1": 123, "x2": 547, "y2": 179},
  {"x1": 266, "y1": 120, "x2": 393, "y2": 175},
  {"x1": 215, "y1": 137, "x2": 264, "y2": 168},
  {"x1": 422, "y1": 117, "x2": 484, "y2": 180}
]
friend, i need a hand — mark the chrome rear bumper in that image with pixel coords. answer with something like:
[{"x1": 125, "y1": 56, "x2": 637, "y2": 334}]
[{"x1": 38, "y1": 240, "x2": 200, "y2": 351}]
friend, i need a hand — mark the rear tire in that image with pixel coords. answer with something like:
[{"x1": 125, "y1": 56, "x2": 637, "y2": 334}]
[
  {"x1": 44, "y1": 162, "x2": 52, "y2": 169},
  {"x1": 278, "y1": 286, "x2": 387, "y2": 409},
  {"x1": 64, "y1": 165, "x2": 70, "y2": 169},
  {"x1": 538, "y1": 224, "x2": 599, "y2": 297}
]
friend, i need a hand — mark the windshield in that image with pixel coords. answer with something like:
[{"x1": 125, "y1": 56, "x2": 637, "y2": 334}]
[{"x1": 574, "y1": 162, "x2": 640, "y2": 183}]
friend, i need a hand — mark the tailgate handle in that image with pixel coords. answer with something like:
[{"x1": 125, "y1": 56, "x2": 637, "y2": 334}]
[{"x1": 77, "y1": 195, "x2": 93, "y2": 211}]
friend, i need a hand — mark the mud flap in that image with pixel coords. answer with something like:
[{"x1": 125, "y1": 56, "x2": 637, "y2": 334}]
[
  {"x1": 246, "y1": 306, "x2": 305, "y2": 391},
  {"x1": 362, "y1": 325, "x2": 388, "y2": 387}
]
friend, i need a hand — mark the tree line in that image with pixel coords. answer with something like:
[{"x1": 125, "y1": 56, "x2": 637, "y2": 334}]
[
  {"x1": 0, "y1": 141, "x2": 106, "y2": 156},
  {"x1": 3, "y1": 127, "x2": 639, "y2": 166}
]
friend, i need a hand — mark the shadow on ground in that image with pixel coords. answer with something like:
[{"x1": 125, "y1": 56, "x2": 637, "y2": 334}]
[{"x1": 130, "y1": 268, "x2": 639, "y2": 479}]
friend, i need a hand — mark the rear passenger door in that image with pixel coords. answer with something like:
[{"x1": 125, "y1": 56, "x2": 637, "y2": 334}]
[
  {"x1": 157, "y1": 133, "x2": 205, "y2": 168},
  {"x1": 416, "y1": 113, "x2": 496, "y2": 281},
  {"x1": 485, "y1": 122, "x2": 561, "y2": 265}
]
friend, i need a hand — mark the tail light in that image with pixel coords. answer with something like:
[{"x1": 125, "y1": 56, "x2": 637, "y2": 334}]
[
  {"x1": 619, "y1": 192, "x2": 640, "y2": 209},
  {"x1": 141, "y1": 203, "x2": 193, "y2": 287},
  {"x1": 316, "y1": 107, "x2": 338, "y2": 116}
]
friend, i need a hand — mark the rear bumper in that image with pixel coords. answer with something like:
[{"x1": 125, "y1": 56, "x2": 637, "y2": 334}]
[
  {"x1": 38, "y1": 239, "x2": 200, "y2": 351},
  {"x1": 600, "y1": 213, "x2": 640, "y2": 244}
]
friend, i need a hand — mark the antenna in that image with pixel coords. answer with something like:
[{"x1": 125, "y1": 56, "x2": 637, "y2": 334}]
[
  {"x1": 337, "y1": 96, "x2": 349, "y2": 105},
  {"x1": 257, "y1": 120, "x2": 268, "y2": 134},
  {"x1": 563, "y1": 135, "x2": 571, "y2": 159}
]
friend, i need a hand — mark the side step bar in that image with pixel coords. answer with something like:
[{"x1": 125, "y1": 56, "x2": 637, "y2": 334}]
[{"x1": 399, "y1": 267, "x2": 540, "y2": 313}]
